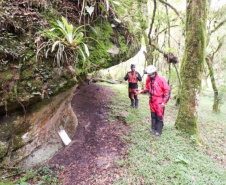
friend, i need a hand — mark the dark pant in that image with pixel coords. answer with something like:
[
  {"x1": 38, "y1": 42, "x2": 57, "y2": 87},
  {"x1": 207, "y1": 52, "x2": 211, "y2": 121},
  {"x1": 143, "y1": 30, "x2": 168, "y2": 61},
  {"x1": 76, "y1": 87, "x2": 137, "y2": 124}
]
[
  {"x1": 129, "y1": 92, "x2": 138, "y2": 107},
  {"x1": 128, "y1": 92, "x2": 138, "y2": 100},
  {"x1": 151, "y1": 112, "x2": 164, "y2": 134}
]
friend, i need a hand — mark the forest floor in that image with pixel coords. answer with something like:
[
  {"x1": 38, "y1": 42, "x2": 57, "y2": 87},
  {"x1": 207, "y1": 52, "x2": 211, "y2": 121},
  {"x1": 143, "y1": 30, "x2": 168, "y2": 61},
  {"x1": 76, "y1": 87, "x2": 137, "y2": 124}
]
[
  {"x1": 6, "y1": 82, "x2": 226, "y2": 185},
  {"x1": 50, "y1": 82, "x2": 226, "y2": 185}
]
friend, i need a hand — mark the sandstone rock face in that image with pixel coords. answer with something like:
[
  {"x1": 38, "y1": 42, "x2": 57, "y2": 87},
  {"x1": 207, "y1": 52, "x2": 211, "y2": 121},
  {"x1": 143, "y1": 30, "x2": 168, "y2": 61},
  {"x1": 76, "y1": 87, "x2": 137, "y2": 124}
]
[{"x1": 0, "y1": 85, "x2": 78, "y2": 173}]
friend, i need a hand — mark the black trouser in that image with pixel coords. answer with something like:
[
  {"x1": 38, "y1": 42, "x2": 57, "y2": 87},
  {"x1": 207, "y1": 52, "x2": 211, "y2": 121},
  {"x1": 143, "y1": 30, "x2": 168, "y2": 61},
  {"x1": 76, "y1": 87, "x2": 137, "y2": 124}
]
[
  {"x1": 129, "y1": 92, "x2": 138, "y2": 107},
  {"x1": 128, "y1": 92, "x2": 138, "y2": 100},
  {"x1": 151, "y1": 112, "x2": 164, "y2": 134}
]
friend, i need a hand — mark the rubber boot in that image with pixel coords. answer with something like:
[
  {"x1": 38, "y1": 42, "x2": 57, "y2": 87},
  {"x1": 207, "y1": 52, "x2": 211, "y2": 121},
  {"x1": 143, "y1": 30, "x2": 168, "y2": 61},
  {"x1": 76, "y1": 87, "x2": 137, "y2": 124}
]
[
  {"x1": 130, "y1": 99, "x2": 135, "y2": 108},
  {"x1": 154, "y1": 120, "x2": 163, "y2": 137},
  {"x1": 135, "y1": 99, "x2": 139, "y2": 109},
  {"x1": 149, "y1": 112, "x2": 157, "y2": 133}
]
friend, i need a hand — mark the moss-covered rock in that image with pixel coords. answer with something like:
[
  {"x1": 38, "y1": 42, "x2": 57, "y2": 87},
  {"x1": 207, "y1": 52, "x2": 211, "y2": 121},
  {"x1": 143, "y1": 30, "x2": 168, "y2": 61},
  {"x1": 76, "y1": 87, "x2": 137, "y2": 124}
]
[
  {"x1": 88, "y1": 20, "x2": 140, "y2": 68},
  {"x1": 0, "y1": 141, "x2": 8, "y2": 159},
  {"x1": 21, "y1": 69, "x2": 34, "y2": 80},
  {"x1": 0, "y1": 71, "x2": 13, "y2": 85}
]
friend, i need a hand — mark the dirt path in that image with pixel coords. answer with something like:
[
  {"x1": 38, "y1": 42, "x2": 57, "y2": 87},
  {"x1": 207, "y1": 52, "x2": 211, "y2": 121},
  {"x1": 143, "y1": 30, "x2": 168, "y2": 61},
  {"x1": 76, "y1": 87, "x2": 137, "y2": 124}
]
[{"x1": 49, "y1": 83, "x2": 127, "y2": 185}]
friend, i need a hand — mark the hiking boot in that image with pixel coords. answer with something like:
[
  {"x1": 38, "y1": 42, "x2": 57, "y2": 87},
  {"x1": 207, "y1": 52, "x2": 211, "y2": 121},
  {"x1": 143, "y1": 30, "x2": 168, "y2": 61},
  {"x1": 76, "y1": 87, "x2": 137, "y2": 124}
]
[
  {"x1": 148, "y1": 129, "x2": 155, "y2": 133},
  {"x1": 153, "y1": 132, "x2": 160, "y2": 137}
]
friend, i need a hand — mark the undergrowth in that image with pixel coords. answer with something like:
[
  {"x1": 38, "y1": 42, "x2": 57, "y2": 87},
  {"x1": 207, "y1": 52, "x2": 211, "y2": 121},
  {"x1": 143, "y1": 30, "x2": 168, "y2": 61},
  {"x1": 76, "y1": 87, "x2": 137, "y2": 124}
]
[
  {"x1": 0, "y1": 165, "x2": 62, "y2": 185},
  {"x1": 99, "y1": 82, "x2": 226, "y2": 185}
]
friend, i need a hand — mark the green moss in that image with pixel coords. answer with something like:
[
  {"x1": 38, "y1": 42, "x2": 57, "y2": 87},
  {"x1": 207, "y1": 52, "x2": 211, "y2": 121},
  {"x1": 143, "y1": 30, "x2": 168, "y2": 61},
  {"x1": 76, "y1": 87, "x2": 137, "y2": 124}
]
[
  {"x1": 0, "y1": 141, "x2": 8, "y2": 158},
  {"x1": 13, "y1": 134, "x2": 23, "y2": 150},
  {"x1": 62, "y1": 72, "x2": 72, "y2": 80},
  {"x1": 53, "y1": 78, "x2": 77, "y2": 96},
  {"x1": 32, "y1": 1, "x2": 39, "y2": 8},
  {"x1": 21, "y1": 69, "x2": 33, "y2": 80},
  {"x1": 7, "y1": 92, "x2": 15, "y2": 102},
  {"x1": 6, "y1": 74, "x2": 13, "y2": 80},
  {"x1": 0, "y1": 71, "x2": 13, "y2": 84},
  {"x1": 88, "y1": 21, "x2": 113, "y2": 67},
  {"x1": 88, "y1": 19, "x2": 139, "y2": 68},
  {"x1": 31, "y1": 80, "x2": 43, "y2": 90},
  {"x1": 118, "y1": 35, "x2": 128, "y2": 55}
]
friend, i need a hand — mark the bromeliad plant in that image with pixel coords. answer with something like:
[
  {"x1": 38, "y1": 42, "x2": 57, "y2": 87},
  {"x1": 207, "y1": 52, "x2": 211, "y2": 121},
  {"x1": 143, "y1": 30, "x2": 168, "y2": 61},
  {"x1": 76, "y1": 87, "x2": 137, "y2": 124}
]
[{"x1": 36, "y1": 16, "x2": 91, "y2": 67}]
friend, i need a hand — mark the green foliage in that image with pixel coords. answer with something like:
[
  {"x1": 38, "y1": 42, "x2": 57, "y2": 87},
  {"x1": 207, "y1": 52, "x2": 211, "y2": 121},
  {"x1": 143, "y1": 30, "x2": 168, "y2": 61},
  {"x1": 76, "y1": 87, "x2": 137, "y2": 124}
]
[
  {"x1": 36, "y1": 16, "x2": 91, "y2": 67},
  {"x1": 0, "y1": 165, "x2": 61, "y2": 185},
  {"x1": 98, "y1": 3, "x2": 109, "y2": 15},
  {"x1": 102, "y1": 83, "x2": 226, "y2": 185}
]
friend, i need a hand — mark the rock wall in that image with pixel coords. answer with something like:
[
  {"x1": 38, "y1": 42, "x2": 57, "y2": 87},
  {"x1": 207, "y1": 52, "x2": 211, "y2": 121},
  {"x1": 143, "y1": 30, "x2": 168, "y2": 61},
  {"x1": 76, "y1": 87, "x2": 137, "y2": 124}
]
[{"x1": 0, "y1": 85, "x2": 78, "y2": 175}]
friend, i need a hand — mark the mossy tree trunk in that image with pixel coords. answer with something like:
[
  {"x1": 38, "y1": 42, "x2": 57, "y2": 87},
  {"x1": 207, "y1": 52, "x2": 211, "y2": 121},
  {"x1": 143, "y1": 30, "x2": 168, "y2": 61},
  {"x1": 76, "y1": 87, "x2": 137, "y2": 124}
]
[
  {"x1": 206, "y1": 57, "x2": 219, "y2": 112},
  {"x1": 205, "y1": 35, "x2": 224, "y2": 113},
  {"x1": 175, "y1": 0, "x2": 207, "y2": 136},
  {"x1": 143, "y1": 31, "x2": 154, "y2": 65},
  {"x1": 147, "y1": 0, "x2": 157, "y2": 66},
  {"x1": 138, "y1": 0, "x2": 153, "y2": 66},
  {"x1": 175, "y1": 63, "x2": 182, "y2": 106}
]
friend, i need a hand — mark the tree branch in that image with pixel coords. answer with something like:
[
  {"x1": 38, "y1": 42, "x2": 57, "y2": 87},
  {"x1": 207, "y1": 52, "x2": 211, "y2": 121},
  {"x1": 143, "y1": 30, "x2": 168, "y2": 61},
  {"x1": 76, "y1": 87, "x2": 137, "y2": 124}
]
[
  {"x1": 158, "y1": 0, "x2": 185, "y2": 24},
  {"x1": 155, "y1": 25, "x2": 179, "y2": 39},
  {"x1": 148, "y1": 0, "x2": 157, "y2": 41},
  {"x1": 149, "y1": 42, "x2": 164, "y2": 54},
  {"x1": 210, "y1": 19, "x2": 226, "y2": 35},
  {"x1": 212, "y1": 35, "x2": 225, "y2": 59}
]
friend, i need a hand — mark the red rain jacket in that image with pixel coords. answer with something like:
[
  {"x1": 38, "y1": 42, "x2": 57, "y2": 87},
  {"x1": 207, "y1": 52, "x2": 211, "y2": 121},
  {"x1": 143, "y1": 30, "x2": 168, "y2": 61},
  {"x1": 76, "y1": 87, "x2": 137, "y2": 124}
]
[{"x1": 141, "y1": 74, "x2": 170, "y2": 104}]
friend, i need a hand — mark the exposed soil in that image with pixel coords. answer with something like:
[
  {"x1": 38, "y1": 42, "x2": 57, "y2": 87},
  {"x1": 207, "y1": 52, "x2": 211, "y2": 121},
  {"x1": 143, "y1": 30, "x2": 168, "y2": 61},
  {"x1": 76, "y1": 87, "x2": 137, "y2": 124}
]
[{"x1": 49, "y1": 83, "x2": 127, "y2": 185}]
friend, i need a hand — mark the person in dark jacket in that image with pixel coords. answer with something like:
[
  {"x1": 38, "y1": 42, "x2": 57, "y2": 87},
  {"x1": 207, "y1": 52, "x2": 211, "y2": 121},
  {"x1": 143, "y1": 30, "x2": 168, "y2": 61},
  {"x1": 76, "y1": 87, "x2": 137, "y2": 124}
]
[
  {"x1": 124, "y1": 64, "x2": 142, "y2": 108},
  {"x1": 139, "y1": 65, "x2": 170, "y2": 137}
]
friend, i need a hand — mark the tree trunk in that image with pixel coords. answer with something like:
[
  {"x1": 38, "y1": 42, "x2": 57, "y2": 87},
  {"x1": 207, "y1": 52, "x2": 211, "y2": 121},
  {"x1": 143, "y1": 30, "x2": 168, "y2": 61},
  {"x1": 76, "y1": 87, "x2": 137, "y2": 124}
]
[
  {"x1": 143, "y1": 31, "x2": 153, "y2": 65},
  {"x1": 165, "y1": 0, "x2": 171, "y2": 85},
  {"x1": 175, "y1": 0, "x2": 207, "y2": 136},
  {"x1": 206, "y1": 57, "x2": 219, "y2": 113},
  {"x1": 147, "y1": 0, "x2": 157, "y2": 65},
  {"x1": 174, "y1": 63, "x2": 182, "y2": 106}
]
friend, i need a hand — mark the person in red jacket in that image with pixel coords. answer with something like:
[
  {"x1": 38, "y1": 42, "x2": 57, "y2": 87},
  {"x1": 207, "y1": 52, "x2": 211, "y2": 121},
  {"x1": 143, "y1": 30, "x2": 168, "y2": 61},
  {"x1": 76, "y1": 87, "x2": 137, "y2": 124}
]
[
  {"x1": 139, "y1": 65, "x2": 170, "y2": 137},
  {"x1": 124, "y1": 64, "x2": 142, "y2": 108}
]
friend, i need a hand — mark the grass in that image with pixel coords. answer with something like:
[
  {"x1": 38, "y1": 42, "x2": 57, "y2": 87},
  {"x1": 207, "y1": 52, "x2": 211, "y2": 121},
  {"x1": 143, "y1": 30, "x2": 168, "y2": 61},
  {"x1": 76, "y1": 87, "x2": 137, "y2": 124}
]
[
  {"x1": 199, "y1": 94, "x2": 226, "y2": 166},
  {"x1": 99, "y1": 82, "x2": 226, "y2": 185}
]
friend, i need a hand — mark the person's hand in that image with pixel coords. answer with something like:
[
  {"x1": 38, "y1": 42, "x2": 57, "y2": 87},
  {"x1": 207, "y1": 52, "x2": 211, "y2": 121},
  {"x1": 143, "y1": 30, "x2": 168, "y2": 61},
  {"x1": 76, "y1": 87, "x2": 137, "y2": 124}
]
[
  {"x1": 161, "y1": 103, "x2": 165, "y2": 107},
  {"x1": 137, "y1": 90, "x2": 142, "y2": 94}
]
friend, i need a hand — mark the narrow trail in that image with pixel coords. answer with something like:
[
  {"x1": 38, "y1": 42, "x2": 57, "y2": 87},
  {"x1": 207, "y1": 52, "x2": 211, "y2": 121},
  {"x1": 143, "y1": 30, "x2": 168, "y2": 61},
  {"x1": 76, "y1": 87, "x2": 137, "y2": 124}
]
[{"x1": 49, "y1": 83, "x2": 127, "y2": 185}]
